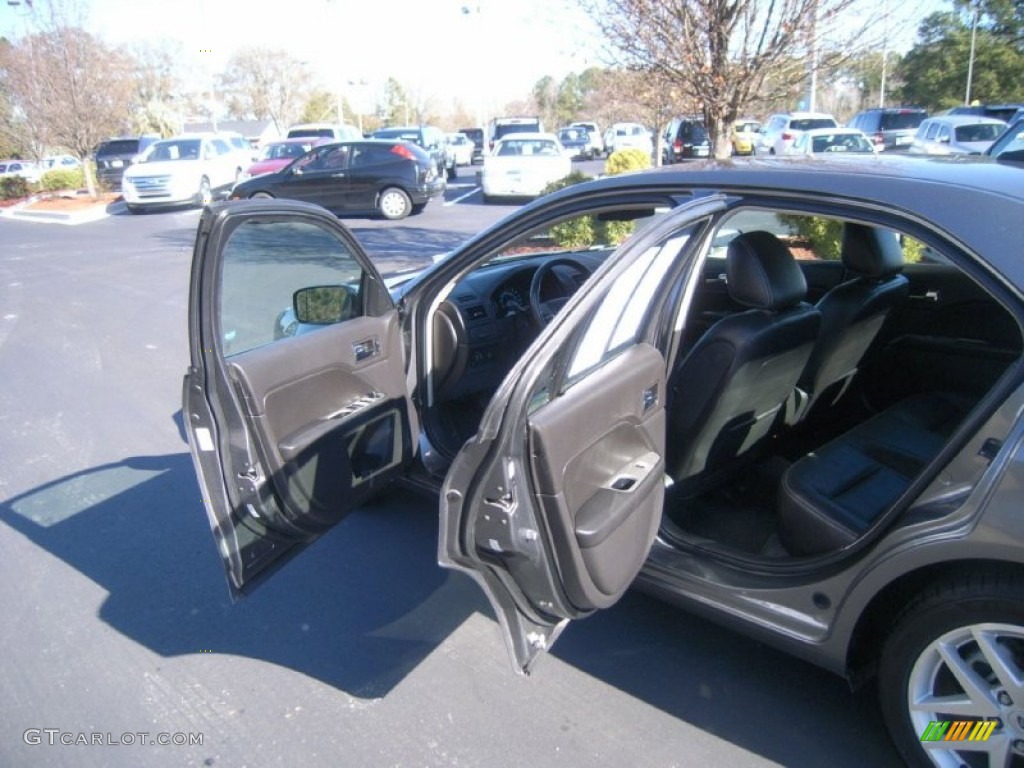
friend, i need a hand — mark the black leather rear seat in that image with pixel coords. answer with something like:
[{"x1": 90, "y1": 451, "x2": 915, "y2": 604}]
[{"x1": 778, "y1": 392, "x2": 972, "y2": 556}]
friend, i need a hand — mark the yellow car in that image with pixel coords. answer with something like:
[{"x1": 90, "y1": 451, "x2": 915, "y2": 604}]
[{"x1": 731, "y1": 119, "x2": 762, "y2": 155}]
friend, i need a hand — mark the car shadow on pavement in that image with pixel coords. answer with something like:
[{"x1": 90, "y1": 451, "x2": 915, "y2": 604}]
[
  {"x1": 553, "y1": 591, "x2": 902, "y2": 766},
  {"x1": 0, "y1": 426, "x2": 900, "y2": 766},
  {"x1": 0, "y1": 450, "x2": 487, "y2": 700},
  {"x1": 346, "y1": 225, "x2": 470, "y2": 273}
]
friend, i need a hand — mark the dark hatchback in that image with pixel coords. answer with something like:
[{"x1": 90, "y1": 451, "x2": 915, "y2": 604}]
[{"x1": 228, "y1": 140, "x2": 445, "y2": 220}]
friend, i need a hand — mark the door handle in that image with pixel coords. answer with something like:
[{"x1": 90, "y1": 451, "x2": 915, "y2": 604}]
[
  {"x1": 909, "y1": 290, "x2": 939, "y2": 303},
  {"x1": 352, "y1": 337, "x2": 380, "y2": 361},
  {"x1": 642, "y1": 384, "x2": 658, "y2": 413}
]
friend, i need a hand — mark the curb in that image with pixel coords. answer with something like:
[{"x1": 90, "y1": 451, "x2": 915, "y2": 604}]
[{"x1": 0, "y1": 195, "x2": 117, "y2": 225}]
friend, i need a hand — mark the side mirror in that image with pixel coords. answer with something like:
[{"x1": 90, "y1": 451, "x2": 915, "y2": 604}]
[{"x1": 293, "y1": 285, "x2": 356, "y2": 325}]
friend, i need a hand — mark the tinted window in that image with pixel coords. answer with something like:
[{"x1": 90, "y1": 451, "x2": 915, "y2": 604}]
[
  {"x1": 790, "y1": 118, "x2": 838, "y2": 131},
  {"x1": 879, "y1": 111, "x2": 926, "y2": 131},
  {"x1": 97, "y1": 140, "x2": 140, "y2": 156},
  {"x1": 350, "y1": 145, "x2": 401, "y2": 167},
  {"x1": 289, "y1": 128, "x2": 334, "y2": 139},
  {"x1": 955, "y1": 123, "x2": 1003, "y2": 142},
  {"x1": 219, "y1": 220, "x2": 364, "y2": 356}
]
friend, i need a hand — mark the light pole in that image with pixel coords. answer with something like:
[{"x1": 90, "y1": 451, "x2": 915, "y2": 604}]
[{"x1": 965, "y1": 4, "x2": 979, "y2": 105}]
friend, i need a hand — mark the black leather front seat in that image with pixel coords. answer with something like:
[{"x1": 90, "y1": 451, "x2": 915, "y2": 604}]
[
  {"x1": 667, "y1": 231, "x2": 821, "y2": 497},
  {"x1": 792, "y1": 224, "x2": 909, "y2": 421}
]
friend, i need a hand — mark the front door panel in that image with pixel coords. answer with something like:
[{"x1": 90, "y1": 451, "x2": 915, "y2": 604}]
[{"x1": 184, "y1": 201, "x2": 413, "y2": 595}]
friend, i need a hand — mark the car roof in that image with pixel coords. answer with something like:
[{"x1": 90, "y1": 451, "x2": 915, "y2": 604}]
[
  {"x1": 924, "y1": 115, "x2": 1006, "y2": 126},
  {"x1": 495, "y1": 132, "x2": 559, "y2": 142},
  {"x1": 534, "y1": 156, "x2": 1024, "y2": 285},
  {"x1": 801, "y1": 127, "x2": 867, "y2": 135}
]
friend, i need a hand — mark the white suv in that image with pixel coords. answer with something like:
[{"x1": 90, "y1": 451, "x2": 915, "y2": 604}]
[
  {"x1": 122, "y1": 133, "x2": 248, "y2": 213},
  {"x1": 755, "y1": 112, "x2": 838, "y2": 156}
]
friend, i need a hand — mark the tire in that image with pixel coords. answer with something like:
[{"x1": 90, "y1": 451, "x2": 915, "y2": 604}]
[
  {"x1": 196, "y1": 176, "x2": 212, "y2": 208},
  {"x1": 378, "y1": 187, "x2": 411, "y2": 220},
  {"x1": 878, "y1": 573, "x2": 1024, "y2": 768},
  {"x1": 447, "y1": 164, "x2": 457, "y2": 181},
  {"x1": 250, "y1": 192, "x2": 274, "y2": 200}
]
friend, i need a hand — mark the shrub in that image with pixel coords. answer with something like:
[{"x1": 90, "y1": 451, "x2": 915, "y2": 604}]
[
  {"x1": 38, "y1": 167, "x2": 85, "y2": 193},
  {"x1": 605, "y1": 148, "x2": 651, "y2": 176},
  {"x1": 778, "y1": 214, "x2": 844, "y2": 260},
  {"x1": 0, "y1": 175, "x2": 31, "y2": 200},
  {"x1": 540, "y1": 170, "x2": 593, "y2": 196}
]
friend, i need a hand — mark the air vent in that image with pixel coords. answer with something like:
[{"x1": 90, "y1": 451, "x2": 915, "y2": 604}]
[{"x1": 466, "y1": 305, "x2": 487, "y2": 320}]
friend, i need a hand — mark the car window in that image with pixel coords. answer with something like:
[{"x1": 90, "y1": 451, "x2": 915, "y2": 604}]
[
  {"x1": 879, "y1": 112, "x2": 926, "y2": 130},
  {"x1": 937, "y1": 125, "x2": 951, "y2": 142},
  {"x1": 925, "y1": 122, "x2": 940, "y2": 140},
  {"x1": 97, "y1": 139, "x2": 140, "y2": 156},
  {"x1": 565, "y1": 231, "x2": 689, "y2": 383},
  {"x1": 956, "y1": 123, "x2": 1003, "y2": 143},
  {"x1": 350, "y1": 144, "x2": 397, "y2": 167},
  {"x1": 790, "y1": 118, "x2": 837, "y2": 131},
  {"x1": 219, "y1": 219, "x2": 365, "y2": 356},
  {"x1": 989, "y1": 122, "x2": 1024, "y2": 156},
  {"x1": 709, "y1": 209, "x2": 929, "y2": 264}
]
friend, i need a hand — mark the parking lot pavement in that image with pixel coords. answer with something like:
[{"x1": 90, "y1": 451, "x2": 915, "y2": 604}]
[{"x1": 0, "y1": 199, "x2": 902, "y2": 768}]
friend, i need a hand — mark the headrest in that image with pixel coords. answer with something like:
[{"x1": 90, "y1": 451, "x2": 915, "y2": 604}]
[
  {"x1": 841, "y1": 224, "x2": 905, "y2": 278},
  {"x1": 726, "y1": 231, "x2": 807, "y2": 310}
]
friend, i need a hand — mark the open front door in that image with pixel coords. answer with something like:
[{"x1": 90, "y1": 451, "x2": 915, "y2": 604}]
[
  {"x1": 440, "y1": 200, "x2": 724, "y2": 673},
  {"x1": 183, "y1": 200, "x2": 416, "y2": 596}
]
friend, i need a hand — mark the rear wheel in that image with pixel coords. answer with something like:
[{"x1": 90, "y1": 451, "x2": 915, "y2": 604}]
[
  {"x1": 879, "y1": 574, "x2": 1024, "y2": 767},
  {"x1": 378, "y1": 187, "x2": 411, "y2": 220}
]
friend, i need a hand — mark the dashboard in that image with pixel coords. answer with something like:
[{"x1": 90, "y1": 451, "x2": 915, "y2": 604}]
[{"x1": 431, "y1": 250, "x2": 610, "y2": 402}]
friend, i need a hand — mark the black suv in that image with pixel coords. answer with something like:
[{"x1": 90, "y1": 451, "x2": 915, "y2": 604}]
[
  {"x1": 370, "y1": 125, "x2": 455, "y2": 180},
  {"x1": 662, "y1": 116, "x2": 711, "y2": 163},
  {"x1": 94, "y1": 135, "x2": 160, "y2": 189},
  {"x1": 459, "y1": 127, "x2": 485, "y2": 164},
  {"x1": 847, "y1": 108, "x2": 927, "y2": 152}
]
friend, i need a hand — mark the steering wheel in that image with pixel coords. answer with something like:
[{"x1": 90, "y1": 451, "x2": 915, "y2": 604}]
[{"x1": 529, "y1": 258, "x2": 593, "y2": 327}]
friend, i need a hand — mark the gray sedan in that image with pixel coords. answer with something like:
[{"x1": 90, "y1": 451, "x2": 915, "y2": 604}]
[{"x1": 185, "y1": 156, "x2": 1024, "y2": 768}]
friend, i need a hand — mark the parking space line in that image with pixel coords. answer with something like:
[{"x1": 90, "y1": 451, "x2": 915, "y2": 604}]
[{"x1": 444, "y1": 187, "x2": 481, "y2": 206}]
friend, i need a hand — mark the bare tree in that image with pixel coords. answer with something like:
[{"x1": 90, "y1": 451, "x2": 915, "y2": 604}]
[
  {"x1": 2, "y1": 23, "x2": 135, "y2": 195},
  {"x1": 218, "y1": 47, "x2": 314, "y2": 132},
  {"x1": 585, "y1": 0, "x2": 881, "y2": 157}
]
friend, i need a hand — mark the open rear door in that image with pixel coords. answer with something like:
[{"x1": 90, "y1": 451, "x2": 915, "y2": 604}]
[
  {"x1": 183, "y1": 200, "x2": 416, "y2": 596},
  {"x1": 440, "y1": 199, "x2": 724, "y2": 673}
]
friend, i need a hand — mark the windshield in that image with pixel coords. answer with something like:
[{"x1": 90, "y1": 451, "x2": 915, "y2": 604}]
[
  {"x1": 989, "y1": 122, "x2": 1024, "y2": 155},
  {"x1": 495, "y1": 138, "x2": 560, "y2": 157},
  {"x1": 260, "y1": 142, "x2": 312, "y2": 161},
  {"x1": 735, "y1": 122, "x2": 761, "y2": 133},
  {"x1": 142, "y1": 139, "x2": 201, "y2": 162},
  {"x1": 955, "y1": 123, "x2": 1004, "y2": 143},
  {"x1": 791, "y1": 118, "x2": 838, "y2": 131},
  {"x1": 810, "y1": 133, "x2": 874, "y2": 153},
  {"x1": 483, "y1": 206, "x2": 670, "y2": 266},
  {"x1": 559, "y1": 129, "x2": 585, "y2": 142}
]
